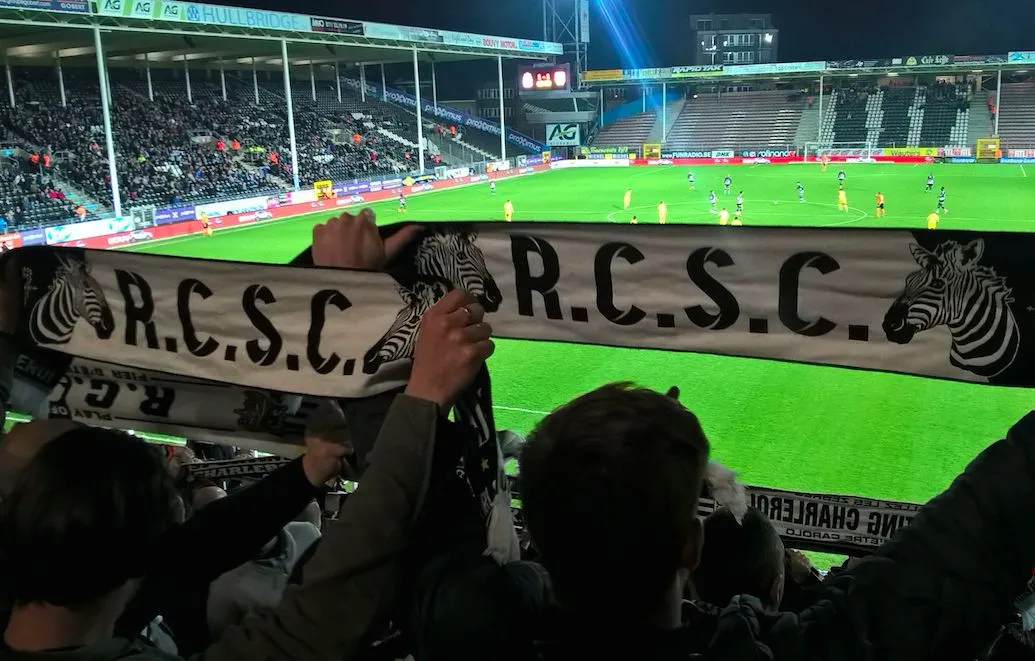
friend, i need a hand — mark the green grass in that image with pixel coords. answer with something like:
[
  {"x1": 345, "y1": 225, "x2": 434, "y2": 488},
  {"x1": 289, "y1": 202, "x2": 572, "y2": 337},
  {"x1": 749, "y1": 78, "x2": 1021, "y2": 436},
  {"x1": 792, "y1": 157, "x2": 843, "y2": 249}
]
[{"x1": 129, "y1": 162, "x2": 1034, "y2": 512}]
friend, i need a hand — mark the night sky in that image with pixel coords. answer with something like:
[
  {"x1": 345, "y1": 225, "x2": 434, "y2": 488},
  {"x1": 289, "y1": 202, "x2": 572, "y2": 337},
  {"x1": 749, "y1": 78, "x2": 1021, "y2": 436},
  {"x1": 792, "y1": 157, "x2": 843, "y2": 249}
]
[
  {"x1": 245, "y1": 0, "x2": 1033, "y2": 96},
  {"x1": 247, "y1": 0, "x2": 1033, "y2": 66}
]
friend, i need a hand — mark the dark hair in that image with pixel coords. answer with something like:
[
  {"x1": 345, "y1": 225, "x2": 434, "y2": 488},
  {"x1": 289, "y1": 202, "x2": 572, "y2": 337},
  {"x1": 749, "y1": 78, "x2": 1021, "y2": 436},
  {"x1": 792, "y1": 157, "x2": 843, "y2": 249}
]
[
  {"x1": 519, "y1": 383, "x2": 709, "y2": 618},
  {"x1": 0, "y1": 428, "x2": 176, "y2": 607},
  {"x1": 692, "y1": 506, "x2": 784, "y2": 609}
]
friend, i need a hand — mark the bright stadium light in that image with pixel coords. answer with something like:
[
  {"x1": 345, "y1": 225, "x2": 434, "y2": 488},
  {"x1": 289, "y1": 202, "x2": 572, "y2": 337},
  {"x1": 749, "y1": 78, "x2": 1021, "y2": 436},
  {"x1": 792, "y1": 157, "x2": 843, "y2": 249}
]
[{"x1": 764, "y1": 33, "x2": 773, "y2": 43}]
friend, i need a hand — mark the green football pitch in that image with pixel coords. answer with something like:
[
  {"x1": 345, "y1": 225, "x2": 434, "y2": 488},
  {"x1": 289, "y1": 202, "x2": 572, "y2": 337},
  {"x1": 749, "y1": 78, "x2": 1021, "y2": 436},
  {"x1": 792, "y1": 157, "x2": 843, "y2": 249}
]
[{"x1": 128, "y1": 163, "x2": 1034, "y2": 526}]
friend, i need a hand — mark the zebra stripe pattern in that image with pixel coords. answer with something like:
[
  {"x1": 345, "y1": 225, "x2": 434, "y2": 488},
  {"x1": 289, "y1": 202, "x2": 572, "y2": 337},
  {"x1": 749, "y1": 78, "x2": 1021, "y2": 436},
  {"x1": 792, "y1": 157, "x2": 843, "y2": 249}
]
[
  {"x1": 414, "y1": 230, "x2": 502, "y2": 311},
  {"x1": 28, "y1": 254, "x2": 114, "y2": 346},
  {"x1": 886, "y1": 240, "x2": 1019, "y2": 378},
  {"x1": 363, "y1": 281, "x2": 450, "y2": 373}
]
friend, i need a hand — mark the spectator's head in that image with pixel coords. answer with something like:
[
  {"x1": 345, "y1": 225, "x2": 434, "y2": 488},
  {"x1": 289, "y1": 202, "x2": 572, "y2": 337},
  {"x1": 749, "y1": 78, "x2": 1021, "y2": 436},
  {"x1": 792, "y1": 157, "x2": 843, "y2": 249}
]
[
  {"x1": 1, "y1": 427, "x2": 176, "y2": 648},
  {"x1": 692, "y1": 506, "x2": 785, "y2": 610},
  {"x1": 519, "y1": 383, "x2": 709, "y2": 627}
]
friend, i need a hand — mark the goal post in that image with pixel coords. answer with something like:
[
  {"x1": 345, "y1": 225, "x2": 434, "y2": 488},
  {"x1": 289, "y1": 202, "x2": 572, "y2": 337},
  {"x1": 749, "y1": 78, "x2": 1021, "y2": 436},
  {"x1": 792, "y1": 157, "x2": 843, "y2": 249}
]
[{"x1": 803, "y1": 141, "x2": 879, "y2": 162}]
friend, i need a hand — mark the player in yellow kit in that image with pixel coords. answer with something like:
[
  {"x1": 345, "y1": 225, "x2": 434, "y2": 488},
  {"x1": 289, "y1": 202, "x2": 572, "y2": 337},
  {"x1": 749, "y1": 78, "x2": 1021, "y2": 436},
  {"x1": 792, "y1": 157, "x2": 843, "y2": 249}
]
[
  {"x1": 504, "y1": 199, "x2": 514, "y2": 222},
  {"x1": 875, "y1": 192, "x2": 886, "y2": 218},
  {"x1": 821, "y1": 154, "x2": 830, "y2": 172},
  {"x1": 200, "y1": 211, "x2": 212, "y2": 237},
  {"x1": 837, "y1": 188, "x2": 848, "y2": 213},
  {"x1": 623, "y1": 187, "x2": 632, "y2": 210},
  {"x1": 927, "y1": 211, "x2": 939, "y2": 230},
  {"x1": 718, "y1": 208, "x2": 730, "y2": 226},
  {"x1": 630, "y1": 215, "x2": 638, "y2": 224},
  {"x1": 657, "y1": 201, "x2": 668, "y2": 224}
]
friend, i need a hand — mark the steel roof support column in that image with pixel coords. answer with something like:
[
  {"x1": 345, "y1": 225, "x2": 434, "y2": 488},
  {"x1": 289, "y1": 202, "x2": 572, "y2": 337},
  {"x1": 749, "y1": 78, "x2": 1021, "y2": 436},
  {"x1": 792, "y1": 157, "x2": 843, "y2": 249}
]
[
  {"x1": 183, "y1": 56, "x2": 192, "y2": 103},
  {"x1": 497, "y1": 55, "x2": 507, "y2": 161},
  {"x1": 336, "y1": 61, "x2": 343, "y2": 103},
  {"x1": 309, "y1": 60, "x2": 316, "y2": 101},
  {"x1": 251, "y1": 57, "x2": 259, "y2": 104},
  {"x1": 994, "y1": 68, "x2": 1002, "y2": 136},
  {"x1": 92, "y1": 28, "x2": 122, "y2": 219},
  {"x1": 219, "y1": 60, "x2": 226, "y2": 101},
  {"x1": 145, "y1": 52, "x2": 153, "y2": 101},
  {"x1": 4, "y1": 52, "x2": 13, "y2": 108},
  {"x1": 281, "y1": 39, "x2": 300, "y2": 191},
  {"x1": 431, "y1": 58, "x2": 438, "y2": 110},
  {"x1": 55, "y1": 52, "x2": 66, "y2": 107},
  {"x1": 412, "y1": 48, "x2": 425, "y2": 173},
  {"x1": 380, "y1": 63, "x2": 386, "y2": 102}
]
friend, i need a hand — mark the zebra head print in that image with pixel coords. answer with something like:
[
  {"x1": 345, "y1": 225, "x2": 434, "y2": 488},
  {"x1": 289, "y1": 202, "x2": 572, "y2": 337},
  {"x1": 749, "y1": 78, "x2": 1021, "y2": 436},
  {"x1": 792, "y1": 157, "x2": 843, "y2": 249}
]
[
  {"x1": 415, "y1": 229, "x2": 502, "y2": 313},
  {"x1": 28, "y1": 253, "x2": 115, "y2": 346},
  {"x1": 882, "y1": 239, "x2": 1020, "y2": 378},
  {"x1": 362, "y1": 280, "x2": 451, "y2": 375}
]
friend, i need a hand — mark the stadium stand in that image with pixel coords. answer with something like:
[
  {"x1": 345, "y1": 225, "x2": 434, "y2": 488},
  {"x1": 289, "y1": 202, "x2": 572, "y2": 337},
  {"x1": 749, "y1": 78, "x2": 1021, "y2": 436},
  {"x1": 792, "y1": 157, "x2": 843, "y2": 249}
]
[
  {"x1": 590, "y1": 110, "x2": 655, "y2": 148},
  {"x1": 663, "y1": 91, "x2": 804, "y2": 152},
  {"x1": 919, "y1": 82, "x2": 970, "y2": 147},
  {"x1": 998, "y1": 82, "x2": 1035, "y2": 149},
  {"x1": 878, "y1": 87, "x2": 916, "y2": 148}
]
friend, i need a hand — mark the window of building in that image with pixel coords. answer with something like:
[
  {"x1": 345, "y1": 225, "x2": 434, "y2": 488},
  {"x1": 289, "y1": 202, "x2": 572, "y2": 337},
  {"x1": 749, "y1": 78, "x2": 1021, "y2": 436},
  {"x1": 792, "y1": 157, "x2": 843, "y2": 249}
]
[
  {"x1": 720, "y1": 18, "x2": 730, "y2": 29},
  {"x1": 696, "y1": 19, "x2": 712, "y2": 31},
  {"x1": 750, "y1": 17, "x2": 764, "y2": 29},
  {"x1": 759, "y1": 48, "x2": 772, "y2": 62}
]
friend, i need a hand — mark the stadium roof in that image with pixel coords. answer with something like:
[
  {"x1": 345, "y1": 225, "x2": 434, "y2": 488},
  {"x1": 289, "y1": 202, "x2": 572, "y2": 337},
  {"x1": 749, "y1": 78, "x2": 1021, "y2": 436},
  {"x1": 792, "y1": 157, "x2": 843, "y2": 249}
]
[{"x1": 0, "y1": 2, "x2": 562, "y2": 69}]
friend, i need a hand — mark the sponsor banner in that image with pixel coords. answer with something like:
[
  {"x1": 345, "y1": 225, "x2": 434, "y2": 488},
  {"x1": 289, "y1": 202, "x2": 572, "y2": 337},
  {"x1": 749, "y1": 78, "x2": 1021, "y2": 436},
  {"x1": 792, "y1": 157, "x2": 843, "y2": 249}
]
[
  {"x1": 364, "y1": 22, "x2": 442, "y2": 43},
  {"x1": 580, "y1": 145, "x2": 629, "y2": 155},
  {"x1": 20, "y1": 228, "x2": 46, "y2": 247},
  {"x1": 155, "y1": 205, "x2": 196, "y2": 225},
  {"x1": 546, "y1": 123, "x2": 581, "y2": 147},
  {"x1": 712, "y1": 149, "x2": 735, "y2": 159},
  {"x1": 444, "y1": 167, "x2": 472, "y2": 180},
  {"x1": 724, "y1": 61, "x2": 826, "y2": 76},
  {"x1": 1007, "y1": 149, "x2": 1035, "y2": 159},
  {"x1": 740, "y1": 149, "x2": 798, "y2": 159},
  {"x1": 938, "y1": 146, "x2": 973, "y2": 158},
  {"x1": 663, "y1": 150, "x2": 713, "y2": 159},
  {"x1": 1001, "y1": 158, "x2": 1035, "y2": 165},
  {"x1": 309, "y1": 16, "x2": 363, "y2": 34},
  {"x1": 671, "y1": 65, "x2": 724, "y2": 78},
  {"x1": 582, "y1": 69, "x2": 623, "y2": 83},
  {"x1": 1009, "y1": 51, "x2": 1035, "y2": 64},
  {"x1": 883, "y1": 147, "x2": 938, "y2": 157},
  {"x1": 180, "y1": 2, "x2": 309, "y2": 30},
  {"x1": 402, "y1": 174, "x2": 436, "y2": 187},
  {"x1": 57, "y1": 221, "x2": 196, "y2": 249},
  {"x1": 46, "y1": 218, "x2": 135, "y2": 245},
  {"x1": 556, "y1": 158, "x2": 629, "y2": 168},
  {"x1": 342, "y1": 182, "x2": 371, "y2": 194},
  {"x1": 195, "y1": 195, "x2": 268, "y2": 218},
  {"x1": 0, "y1": 233, "x2": 22, "y2": 248},
  {"x1": 901, "y1": 54, "x2": 954, "y2": 67},
  {"x1": 949, "y1": 157, "x2": 977, "y2": 164},
  {"x1": 4, "y1": 0, "x2": 88, "y2": 11},
  {"x1": 621, "y1": 67, "x2": 672, "y2": 81}
]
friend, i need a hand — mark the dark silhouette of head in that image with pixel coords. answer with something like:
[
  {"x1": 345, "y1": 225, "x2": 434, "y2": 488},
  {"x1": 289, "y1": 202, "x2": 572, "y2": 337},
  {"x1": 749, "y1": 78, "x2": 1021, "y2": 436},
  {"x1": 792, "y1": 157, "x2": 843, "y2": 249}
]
[{"x1": 519, "y1": 383, "x2": 709, "y2": 625}]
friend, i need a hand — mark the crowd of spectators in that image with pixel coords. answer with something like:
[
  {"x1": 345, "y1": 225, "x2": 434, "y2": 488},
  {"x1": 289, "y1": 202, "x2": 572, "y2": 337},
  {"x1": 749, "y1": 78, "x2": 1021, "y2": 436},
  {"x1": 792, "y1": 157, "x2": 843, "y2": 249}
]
[
  {"x1": 0, "y1": 213, "x2": 1034, "y2": 661},
  {"x1": 0, "y1": 70, "x2": 426, "y2": 229}
]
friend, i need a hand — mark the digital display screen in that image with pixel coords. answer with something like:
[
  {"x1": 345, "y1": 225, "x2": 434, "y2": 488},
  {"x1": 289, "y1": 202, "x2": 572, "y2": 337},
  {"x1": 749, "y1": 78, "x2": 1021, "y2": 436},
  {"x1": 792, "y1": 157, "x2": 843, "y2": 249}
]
[{"x1": 518, "y1": 64, "x2": 571, "y2": 92}]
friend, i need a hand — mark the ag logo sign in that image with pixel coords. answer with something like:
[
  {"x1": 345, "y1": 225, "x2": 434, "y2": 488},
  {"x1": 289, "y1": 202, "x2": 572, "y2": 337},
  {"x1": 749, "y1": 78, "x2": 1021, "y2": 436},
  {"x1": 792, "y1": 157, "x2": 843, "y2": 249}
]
[
  {"x1": 100, "y1": 0, "x2": 123, "y2": 14},
  {"x1": 546, "y1": 123, "x2": 581, "y2": 147}
]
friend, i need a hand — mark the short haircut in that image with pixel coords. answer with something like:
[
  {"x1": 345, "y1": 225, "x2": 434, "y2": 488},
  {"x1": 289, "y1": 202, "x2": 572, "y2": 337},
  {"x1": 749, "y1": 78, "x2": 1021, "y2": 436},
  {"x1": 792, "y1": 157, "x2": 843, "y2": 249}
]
[
  {"x1": 0, "y1": 428, "x2": 176, "y2": 607},
  {"x1": 519, "y1": 383, "x2": 710, "y2": 617},
  {"x1": 692, "y1": 506, "x2": 785, "y2": 609}
]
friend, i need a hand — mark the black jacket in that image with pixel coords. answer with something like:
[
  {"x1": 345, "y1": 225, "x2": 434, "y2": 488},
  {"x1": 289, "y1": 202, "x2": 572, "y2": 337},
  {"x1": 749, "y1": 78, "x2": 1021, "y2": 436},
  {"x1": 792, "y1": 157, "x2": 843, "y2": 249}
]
[{"x1": 415, "y1": 410, "x2": 1035, "y2": 661}]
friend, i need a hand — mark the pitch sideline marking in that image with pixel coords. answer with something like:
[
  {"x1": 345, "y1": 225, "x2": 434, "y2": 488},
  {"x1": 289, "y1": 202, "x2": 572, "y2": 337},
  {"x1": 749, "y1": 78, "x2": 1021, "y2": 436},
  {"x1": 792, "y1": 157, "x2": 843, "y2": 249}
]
[{"x1": 1023, "y1": 164, "x2": 1028, "y2": 178}]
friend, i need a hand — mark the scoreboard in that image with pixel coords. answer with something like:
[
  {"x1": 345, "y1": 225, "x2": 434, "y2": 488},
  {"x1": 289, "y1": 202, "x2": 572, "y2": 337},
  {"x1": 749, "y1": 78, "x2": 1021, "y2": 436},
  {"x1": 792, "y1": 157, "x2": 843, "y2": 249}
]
[{"x1": 518, "y1": 64, "x2": 571, "y2": 93}]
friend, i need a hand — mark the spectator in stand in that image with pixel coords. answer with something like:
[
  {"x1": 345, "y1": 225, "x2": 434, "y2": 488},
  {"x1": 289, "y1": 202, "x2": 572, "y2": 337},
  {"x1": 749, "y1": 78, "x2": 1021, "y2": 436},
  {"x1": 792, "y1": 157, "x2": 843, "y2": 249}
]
[
  {"x1": 412, "y1": 378, "x2": 1035, "y2": 661},
  {"x1": 691, "y1": 507, "x2": 785, "y2": 611}
]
